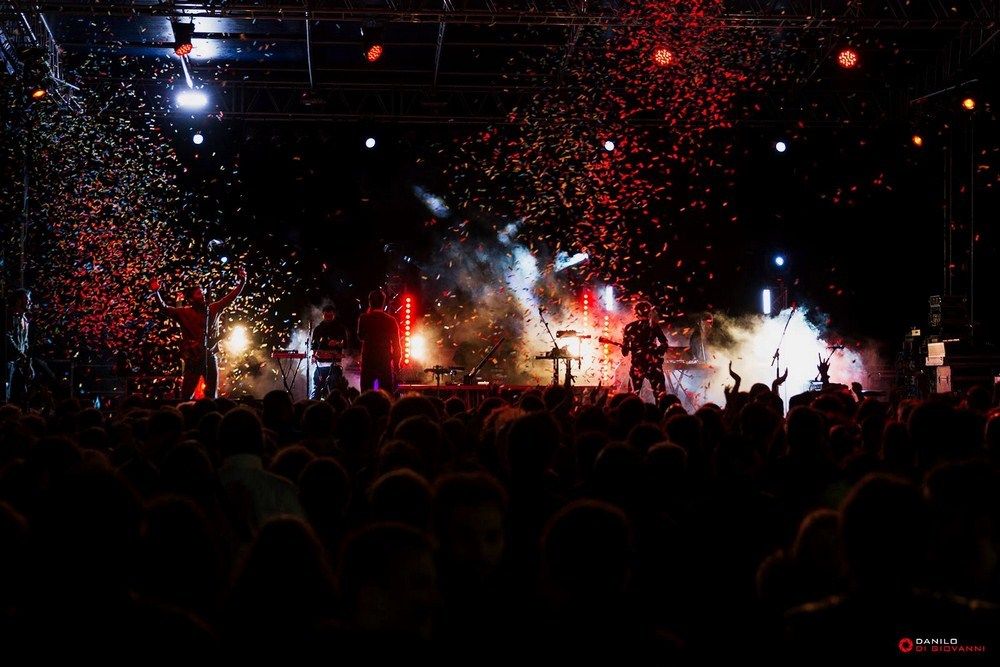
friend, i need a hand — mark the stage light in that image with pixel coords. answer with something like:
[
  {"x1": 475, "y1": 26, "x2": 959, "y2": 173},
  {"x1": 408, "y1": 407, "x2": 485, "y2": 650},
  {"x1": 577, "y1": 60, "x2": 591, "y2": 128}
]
[
  {"x1": 225, "y1": 324, "x2": 250, "y2": 356},
  {"x1": 837, "y1": 48, "x2": 859, "y2": 69},
  {"x1": 176, "y1": 89, "x2": 208, "y2": 110},
  {"x1": 653, "y1": 47, "x2": 673, "y2": 67},
  {"x1": 220, "y1": 256, "x2": 228, "y2": 264},
  {"x1": 365, "y1": 137, "x2": 376, "y2": 149},
  {"x1": 192, "y1": 132, "x2": 204, "y2": 145},
  {"x1": 961, "y1": 97, "x2": 976, "y2": 111},
  {"x1": 603, "y1": 285, "x2": 614, "y2": 310},
  {"x1": 172, "y1": 21, "x2": 195, "y2": 58},
  {"x1": 362, "y1": 20, "x2": 385, "y2": 63},
  {"x1": 30, "y1": 88, "x2": 47, "y2": 100},
  {"x1": 911, "y1": 134, "x2": 924, "y2": 147},
  {"x1": 762, "y1": 289, "x2": 772, "y2": 315},
  {"x1": 403, "y1": 295, "x2": 413, "y2": 366},
  {"x1": 604, "y1": 140, "x2": 616, "y2": 152},
  {"x1": 409, "y1": 334, "x2": 427, "y2": 364},
  {"x1": 775, "y1": 140, "x2": 787, "y2": 153},
  {"x1": 774, "y1": 255, "x2": 786, "y2": 267},
  {"x1": 365, "y1": 43, "x2": 384, "y2": 62}
]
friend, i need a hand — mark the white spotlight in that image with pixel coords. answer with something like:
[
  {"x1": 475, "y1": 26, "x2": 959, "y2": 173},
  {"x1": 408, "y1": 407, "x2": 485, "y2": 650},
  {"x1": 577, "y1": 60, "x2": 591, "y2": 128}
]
[
  {"x1": 192, "y1": 132, "x2": 204, "y2": 145},
  {"x1": 774, "y1": 140, "x2": 787, "y2": 153},
  {"x1": 773, "y1": 255, "x2": 785, "y2": 267},
  {"x1": 176, "y1": 89, "x2": 208, "y2": 110},
  {"x1": 604, "y1": 140, "x2": 616, "y2": 151},
  {"x1": 365, "y1": 137, "x2": 376, "y2": 149},
  {"x1": 762, "y1": 288, "x2": 772, "y2": 315},
  {"x1": 603, "y1": 285, "x2": 615, "y2": 310}
]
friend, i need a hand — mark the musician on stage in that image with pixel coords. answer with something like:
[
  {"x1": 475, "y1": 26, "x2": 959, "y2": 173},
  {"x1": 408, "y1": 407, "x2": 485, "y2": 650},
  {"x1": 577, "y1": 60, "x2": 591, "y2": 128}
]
[
  {"x1": 311, "y1": 303, "x2": 350, "y2": 399},
  {"x1": 357, "y1": 289, "x2": 401, "y2": 393},
  {"x1": 151, "y1": 267, "x2": 247, "y2": 400},
  {"x1": 621, "y1": 300, "x2": 669, "y2": 405},
  {"x1": 4, "y1": 289, "x2": 33, "y2": 404}
]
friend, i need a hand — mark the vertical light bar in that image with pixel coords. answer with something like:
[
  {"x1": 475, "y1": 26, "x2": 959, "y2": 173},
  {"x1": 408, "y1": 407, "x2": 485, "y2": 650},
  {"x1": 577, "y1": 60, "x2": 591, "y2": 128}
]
[
  {"x1": 404, "y1": 296, "x2": 413, "y2": 366},
  {"x1": 603, "y1": 314, "x2": 611, "y2": 382},
  {"x1": 583, "y1": 291, "x2": 590, "y2": 328},
  {"x1": 762, "y1": 288, "x2": 772, "y2": 316},
  {"x1": 603, "y1": 285, "x2": 614, "y2": 311}
]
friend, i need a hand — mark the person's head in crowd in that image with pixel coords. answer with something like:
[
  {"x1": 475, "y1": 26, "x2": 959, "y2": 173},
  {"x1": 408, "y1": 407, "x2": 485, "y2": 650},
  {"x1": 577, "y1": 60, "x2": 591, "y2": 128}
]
[
  {"x1": 33, "y1": 467, "x2": 142, "y2": 600},
  {"x1": 139, "y1": 496, "x2": 224, "y2": 616},
  {"x1": 218, "y1": 407, "x2": 265, "y2": 459},
  {"x1": 791, "y1": 509, "x2": 843, "y2": 592},
  {"x1": 627, "y1": 422, "x2": 664, "y2": 454},
  {"x1": 664, "y1": 413, "x2": 702, "y2": 454},
  {"x1": 986, "y1": 410, "x2": 1000, "y2": 462},
  {"x1": 299, "y1": 457, "x2": 352, "y2": 535},
  {"x1": 261, "y1": 390, "x2": 296, "y2": 433},
  {"x1": 829, "y1": 423, "x2": 862, "y2": 464},
  {"x1": 575, "y1": 404, "x2": 610, "y2": 435},
  {"x1": 542, "y1": 500, "x2": 631, "y2": 605},
  {"x1": 196, "y1": 411, "x2": 223, "y2": 453},
  {"x1": 269, "y1": 445, "x2": 315, "y2": 483},
  {"x1": 505, "y1": 411, "x2": 560, "y2": 481},
  {"x1": 159, "y1": 441, "x2": 218, "y2": 503},
  {"x1": 322, "y1": 303, "x2": 337, "y2": 321},
  {"x1": 542, "y1": 385, "x2": 573, "y2": 414},
  {"x1": 369, "y1": 469, "x2": 433, "y2": 529},
  {"x1": 377, "y1": 439, "x2": 426, "y2": 477},
  {"x1": 393, "y1": 415, "x2": 447, "y2": 470},
  {"x1": 574, "y1": 431, "x2": 610, "y2": 482},
  {"x1": 335, "y1": 405, "x2": 374, "y2": 454},
  {"x1": 387, "y1": 395, "x2": 439, "y2": 434},
  {"x1": 924, "y1": 460, "x2": 998, "y2": 597},
  {"x1": 612, "y1": 394, "x2": 646, "y2": 437},
  {"x1": 226, "y1": 517, "x2": 336, "y2": 630},
  {"x1": 964, "y1": 385, "x2": 991, "y2": 413},
  {"x1": 643, "y1": 442, "x2": 688, "y2": 508},
  {"x1": 338, "y1": 522, "x2": 437, "y2": 641},
  {"x1": 591, "y1": 442, "x2": 642, "y2": 511},
  {"x1": 432, "y1": 472, "x2": 507, "y2": 585},
  {"x1": 302, "y1": 401, "x2": 337, "y2": 442},
  {"x1": 840, "y1": 474, "x2": 927, "y2": 594},
  {"x1": 145, "y1": 407, "x2": 184, "y2": 460},
  {"x1": 355, "y1": 390, "x2": 393, "y2": 423},
  {"x1": 78, "y1": 426, "x2": 109, "y2": 452},
  {"x1": 785, "y1": 406, "x2": 827, "y2": 459},
  {"x1": 517, "y1": 391, "x2": 545, "y2": 413},
  {"x1": 444, "y1": 397, "x2": 467, "y2": 418},
  {"x1": 0, "y1": 502, "x2": 28, "y2": 610}
]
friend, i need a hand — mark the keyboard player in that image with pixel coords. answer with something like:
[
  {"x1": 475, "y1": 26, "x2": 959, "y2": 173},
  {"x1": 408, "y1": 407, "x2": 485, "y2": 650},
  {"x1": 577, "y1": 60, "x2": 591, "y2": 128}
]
[{"x1": 311, "y1": 304, "x2": 350, "y2": 399}]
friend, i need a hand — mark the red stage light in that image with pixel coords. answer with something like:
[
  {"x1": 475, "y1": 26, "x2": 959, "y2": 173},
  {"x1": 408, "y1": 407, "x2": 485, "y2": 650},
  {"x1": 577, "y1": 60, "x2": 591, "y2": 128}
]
[
  {"x1": 403, "y1": 296, "x2": 413, "y2": 366},
  {"x1": 174, "y1": 42, "x2": 193, "y2": 57},
  {"x1": 30, "y1": 88, "x2": 47, "y2": 100},
  {"x1": 911, "y1": 134, "x2": 924, "y2": 147},
  {"x1": 837, "y1": 48, "x2": 859, "y2": 69},
  {"x1": 653, "y1": 47, "x2": 673, "y2": 67},
  {"x1": 365, "y1": 43, "x2": 384, "y2": 63}
]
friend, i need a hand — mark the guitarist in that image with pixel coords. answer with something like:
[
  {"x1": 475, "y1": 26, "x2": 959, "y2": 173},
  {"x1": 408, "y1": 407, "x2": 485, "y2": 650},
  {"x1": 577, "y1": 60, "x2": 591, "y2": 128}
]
[
  {"x1": 621, "y1": 301, "x2": 669, "y2": 406},
  {"x1": 4, "y1": 288, "x2": 33, "y2": 404},
  {"x1": 151, "y1": 267, "x2": 247, "y2": 400}
]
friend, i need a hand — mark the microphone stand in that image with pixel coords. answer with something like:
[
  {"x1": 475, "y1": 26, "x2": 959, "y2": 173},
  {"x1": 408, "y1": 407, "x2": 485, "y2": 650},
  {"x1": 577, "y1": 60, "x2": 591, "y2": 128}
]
[
  {"x1": 538, "y1": 306, "x2": 563, "y2": 386},
  {"x1": 771, "y1": 305, "x2": 796, "y2": 368}
]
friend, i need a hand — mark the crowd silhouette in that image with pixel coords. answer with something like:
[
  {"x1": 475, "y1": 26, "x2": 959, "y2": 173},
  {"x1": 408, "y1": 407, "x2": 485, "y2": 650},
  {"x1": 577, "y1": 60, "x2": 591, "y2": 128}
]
[{"x1": 0, "y1": 371, "x2": 997, "y2": 660}]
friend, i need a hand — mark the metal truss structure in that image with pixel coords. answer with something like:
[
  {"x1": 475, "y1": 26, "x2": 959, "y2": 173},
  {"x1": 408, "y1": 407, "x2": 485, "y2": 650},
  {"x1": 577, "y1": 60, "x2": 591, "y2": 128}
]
[{"x1": 0, "y1": 0, "x2": 997, "y2": 124}]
